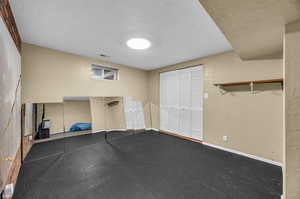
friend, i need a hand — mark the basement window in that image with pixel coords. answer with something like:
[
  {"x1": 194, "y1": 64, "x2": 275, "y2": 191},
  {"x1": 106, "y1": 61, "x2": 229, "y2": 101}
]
[{"x1": 91, "y1": 64, "x2": 118, "y2": 80}]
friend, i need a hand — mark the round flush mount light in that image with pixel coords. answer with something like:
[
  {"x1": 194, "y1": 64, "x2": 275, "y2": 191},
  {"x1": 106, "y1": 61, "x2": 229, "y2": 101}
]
[{"x1": 126, "y1": 38, "x2": 151, "y2": 50}]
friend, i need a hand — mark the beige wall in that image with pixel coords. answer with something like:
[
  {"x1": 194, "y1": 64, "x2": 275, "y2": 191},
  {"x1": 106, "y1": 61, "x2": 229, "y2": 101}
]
[
  {"x1": 63, "y1": 100, "x2": 91, "y2": 132},
  {"x1": 42, "y1": 101, "x2": 92, "y2": 134},
  {"x1": 198, "y1": 0, "x2": 300, "y2": 60},
  {"x1": 284, "y1": 20, "x2": 300, "y2": 199},
  {"x1": 89, "y1": 97, "x2": 106, "y2": 133},
  {"x1": 42, "y1": 97, "x2": 147, "y2": 134},
  {"x1": 44, "y1": 103, "x2": 64, "y2": 134},
  {"x1": 89, "y1": 96, "x2": 149, "y2": 132},
  {"x1": 21, "y1": 43, "x2": 149, "y2": 103},
  {"x1": 90, "y1": 96, "x2": 127, "y2": 132},
  {"x1": 105, "y1": 97, "x2": 126, "y2": 130},
  {"x1": 148, "y1": 51, "x2": 283, "y2": 163}
]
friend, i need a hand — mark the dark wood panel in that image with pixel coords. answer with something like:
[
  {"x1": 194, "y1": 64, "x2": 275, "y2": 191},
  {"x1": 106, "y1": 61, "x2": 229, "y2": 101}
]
[{"x1": 0, "y1": 0, "x2": 21, "y2": 53}]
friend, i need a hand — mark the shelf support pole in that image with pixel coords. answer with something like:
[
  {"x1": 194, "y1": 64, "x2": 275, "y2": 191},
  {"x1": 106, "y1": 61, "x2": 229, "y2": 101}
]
[{"x1": 250, "y1": 82, "x2": 254, "y2": 94}]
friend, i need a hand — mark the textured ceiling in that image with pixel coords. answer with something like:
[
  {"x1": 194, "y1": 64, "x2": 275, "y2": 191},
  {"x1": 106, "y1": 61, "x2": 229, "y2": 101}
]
[
  {"x1": 199, "y1": 0, "x2": 300, "y2": 60},
  {"x1": 10, "y1": 0, "x2": 232, "y2": 70}
]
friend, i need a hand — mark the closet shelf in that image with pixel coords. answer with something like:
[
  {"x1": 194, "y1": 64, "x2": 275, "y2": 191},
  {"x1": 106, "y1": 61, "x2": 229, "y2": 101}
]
[
  {"x1": 214, "y1": 78, "x2": 284, "y2": 87},
  {"x1": 214, "y1": 78, "x2": 284, "y2": 94}
]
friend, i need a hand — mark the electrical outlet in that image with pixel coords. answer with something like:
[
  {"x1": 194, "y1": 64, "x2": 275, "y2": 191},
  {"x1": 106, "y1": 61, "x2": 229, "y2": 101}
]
[
  {"x1": 223, "y1": 136, "x2": 228, "y2": 142},
  {"x1": 29, "y1": 135, "x2": 33, "y2": 141}
]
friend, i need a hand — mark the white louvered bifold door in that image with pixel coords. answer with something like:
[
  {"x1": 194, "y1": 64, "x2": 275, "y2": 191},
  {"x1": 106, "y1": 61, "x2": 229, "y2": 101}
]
[
  {"x1": 131, "y1": 100, "x2": 138, "y2": 129},
  {"x1": 136, "y1": 101, "x2": 145, "y2": 129},
  {"x1": 167, "y1": 70, "x2": 180, "y2": 133},
  {"x1": 160, "y1": 72, "x2": 169, "y2": 131},
  {"x1": 124, "y1": 96, "x2": 134, "y2": 129},
  {"x1": 190, "y1": 67, "x2": 203, "y2": 140},
  {"x1": 160, "y1": 66, "x2": 203, "y2": 140},
  {"x1": 178, "y1": 68, "x2": 192, "y2": 137}
]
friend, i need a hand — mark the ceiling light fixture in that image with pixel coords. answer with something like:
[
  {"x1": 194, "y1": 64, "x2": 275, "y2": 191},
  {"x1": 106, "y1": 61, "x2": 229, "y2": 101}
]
[{"x1": 126, "y1": 38, "x2": 151, "y2": 50}]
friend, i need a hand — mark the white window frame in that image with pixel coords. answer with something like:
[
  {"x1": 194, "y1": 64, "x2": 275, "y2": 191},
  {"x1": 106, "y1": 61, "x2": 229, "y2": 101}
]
[{"x1": 91, "y1": 64, "x2": 118, "y2": 80}]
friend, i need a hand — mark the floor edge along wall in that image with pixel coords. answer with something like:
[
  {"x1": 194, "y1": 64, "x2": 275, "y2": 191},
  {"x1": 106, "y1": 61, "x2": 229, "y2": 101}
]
[
  {"x1": 160, "y1": 130, "x2": 203, "y2": 144},
  {"x1": 203, "y1": 142, "x2": 283, "y2": 167},
  {"x1": 157, "y1": 129, "x2": 282, "y2": 167}
]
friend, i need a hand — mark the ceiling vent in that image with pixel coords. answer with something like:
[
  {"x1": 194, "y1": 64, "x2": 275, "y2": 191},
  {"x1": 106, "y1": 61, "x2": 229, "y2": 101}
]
[{"x1": 99, "y1": 54, "x2": 109, "y2": 58}]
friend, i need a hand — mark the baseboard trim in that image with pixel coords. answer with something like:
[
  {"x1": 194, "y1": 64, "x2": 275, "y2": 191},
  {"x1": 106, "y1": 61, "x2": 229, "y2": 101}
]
[
  {"x1": 92, "y1": 129, "x2": 156, "y2": 134},
  {"x1": 107, "y1": 129, "x2": 148, "y2": 132},
  {"x1": 50, "y1": 131, "x2": 64, "y2": 135},
  {"x1": 203, "y1": 142, "x2": 283, "y2": 167},
  {"x1": 93, "y1": 130, "x2": 105, "y2": 134},
  {"x1": 145, "y1": 128, "x2": 159, "y2": 131},
  {"x1": 160, "y1": 130, "x2": 202, "y2": 144},
  {"x1": 106, "y1": 129, "x2": 127, "y2": 132}
]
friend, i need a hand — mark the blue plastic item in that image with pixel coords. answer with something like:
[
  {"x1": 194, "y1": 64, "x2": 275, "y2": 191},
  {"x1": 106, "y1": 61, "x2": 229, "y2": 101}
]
[{"x1": 69, "y1": 123, "x2": 92, "y2": 132}]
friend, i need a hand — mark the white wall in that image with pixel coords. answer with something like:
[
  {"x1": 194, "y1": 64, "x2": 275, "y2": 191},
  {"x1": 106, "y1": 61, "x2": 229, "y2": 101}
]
[{"x1": 0, "y1": 17, "x2": 21, "y2": 190}]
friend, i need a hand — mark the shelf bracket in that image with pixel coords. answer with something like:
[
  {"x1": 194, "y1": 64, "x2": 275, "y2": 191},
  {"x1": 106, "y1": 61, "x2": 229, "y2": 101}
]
[{"x1": 217, "y1": 85, "x2": 227, "y2": 95}]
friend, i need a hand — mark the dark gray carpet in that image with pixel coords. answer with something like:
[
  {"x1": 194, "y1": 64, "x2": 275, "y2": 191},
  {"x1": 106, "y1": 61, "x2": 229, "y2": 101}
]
[{"x1": 13, "y1": 130, "x2": 282, "y2": 199}]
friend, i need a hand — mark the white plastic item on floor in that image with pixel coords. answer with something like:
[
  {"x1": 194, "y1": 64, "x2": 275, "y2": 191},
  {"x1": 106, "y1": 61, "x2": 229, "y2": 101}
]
[{"x1": 3, "y1": 184, "x2": 14, "y2": 198}]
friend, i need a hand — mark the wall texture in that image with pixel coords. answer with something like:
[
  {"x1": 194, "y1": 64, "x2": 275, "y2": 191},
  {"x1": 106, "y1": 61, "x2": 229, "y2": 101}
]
[
  {"x1": 105, "y1": 97, "x2": 126, "y2": 130},
  {"x1": 284, "y1": 20, "x2": 300, "y2": 199},
  {"x1": 90, "y1": 97, "x2": 127, "y2": 132},
  {"x1": 89, "y1": 97, "x2": 106, "y2": 133},
  {"x1": 40, "y1": 97, "x2": 146, "y2": 134},
  {"x1": 198, "y1": 0, "x2": 300, "y2": 60},
  {"x1": 63, "y1": 100, "x2": 91, "y2": 132},
  {"x1": 21, "y1": 43, "x2": 149, "y2": 103},
  {"x1": 44, "y1": 103, "x2": 64, "y2": 134},
  {"x1": 0, "y1": 16, "x2": 21, "y2": 190},
  {"x1": 41, "y1": 101, "x2": 92, "y2": 134},
  {"x1": 148, "y1": 51, "x2": 283, "y2": 163}
]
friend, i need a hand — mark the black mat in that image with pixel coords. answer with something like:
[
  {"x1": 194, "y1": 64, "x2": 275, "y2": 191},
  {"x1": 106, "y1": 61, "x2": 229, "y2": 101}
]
[{"x1": 13, "y1": 130, "x2": 282, "y2": 199}]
